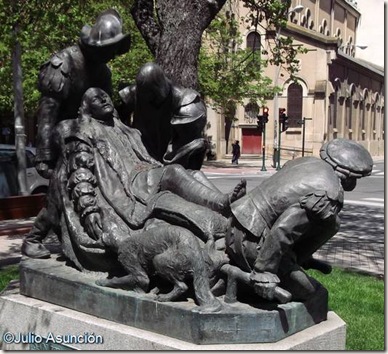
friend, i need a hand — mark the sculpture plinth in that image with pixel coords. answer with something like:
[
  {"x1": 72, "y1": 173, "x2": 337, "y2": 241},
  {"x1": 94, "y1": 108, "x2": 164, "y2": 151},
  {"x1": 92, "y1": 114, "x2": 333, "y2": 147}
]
[{"x1": 20, "y1": 258, "x2": 328, "y2": 345}]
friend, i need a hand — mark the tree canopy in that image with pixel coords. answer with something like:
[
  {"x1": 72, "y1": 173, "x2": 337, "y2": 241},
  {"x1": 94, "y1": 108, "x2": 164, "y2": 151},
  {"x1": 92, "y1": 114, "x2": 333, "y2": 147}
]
[
  {"x1": 0, "y1": 0, "x2": 152, "y2": 124},
  {"x1": 199, "y1": 2, "x2": 274, "y2": 114},
  {"x1": 0, "y1": 0, "x2": 305, "y2": 130}
]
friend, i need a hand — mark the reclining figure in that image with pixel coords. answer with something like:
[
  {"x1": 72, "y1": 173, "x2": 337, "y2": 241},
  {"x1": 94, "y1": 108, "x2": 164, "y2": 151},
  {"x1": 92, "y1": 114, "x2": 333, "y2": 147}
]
[{"x1": 42, "y1": 87, "x2": 242, "y2": 310}]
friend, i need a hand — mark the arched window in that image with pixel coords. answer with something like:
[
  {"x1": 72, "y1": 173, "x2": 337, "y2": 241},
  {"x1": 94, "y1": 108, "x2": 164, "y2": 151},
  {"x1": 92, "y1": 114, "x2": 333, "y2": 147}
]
[
  {"x1": 244, "y1": 101, "x2": 259, "y2": 121},
  {"x1": 345, "y1": 36, "x2": 355, "y2": 56},
  {"x1": 331, "y1": 78, "x2": 342, "y2": 134},
  {"x1": 318, "y1": 19, "x2": 330, "y2": 36},
  {"x1": 333, "y1": 89, "x2": 338, "y2": 130},
  {"x1": 287, "y1": 83, "x2": 303, "y2": 128},
  {"x1": 345, "y1": 97, "x2": 354, "y2": 140},
  {"x1": 300, "y1": 8, "x2": 314, "y2": 30},
  {"x1": 246, "y1": 32, "x2": 261, "y2": 52}
]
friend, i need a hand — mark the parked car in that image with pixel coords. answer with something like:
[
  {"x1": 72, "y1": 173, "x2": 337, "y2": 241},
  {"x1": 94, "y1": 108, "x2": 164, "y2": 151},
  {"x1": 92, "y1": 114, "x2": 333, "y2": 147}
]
[{"x1": 0, "y1": 144, "x2": 49, "y2": 198}]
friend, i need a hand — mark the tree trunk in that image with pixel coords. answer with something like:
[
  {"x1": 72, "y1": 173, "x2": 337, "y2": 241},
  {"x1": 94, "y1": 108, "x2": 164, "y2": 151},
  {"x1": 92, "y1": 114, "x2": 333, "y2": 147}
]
[
  {"x1": 132, "y1": 0, "x2": 226, "y2": 90},
  {"x1": 12, "y1": 23, "x2": 28, "y2": 196},
  {"x1": 224, "y1": 101, "x2": 236, "y2": 153}
]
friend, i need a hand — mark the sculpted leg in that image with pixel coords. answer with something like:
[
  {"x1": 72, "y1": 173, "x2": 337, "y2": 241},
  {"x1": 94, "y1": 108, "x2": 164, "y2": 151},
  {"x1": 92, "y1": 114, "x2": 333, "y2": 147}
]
[
  {"x1": 152, "y1": 250, "x2": 189, "y2": 301},
  {"x1": 189, "y1": 170, "x2": 222, "y2": 192},
  {"x1": 21, "y1": 207, "x2": 52, "y2": 259},
  {"x1": 275, "y1": 215, "x2": 341, "y2": 300},
  {"x1": 22, "y1": 179, "x2": 61, "y2": 259},
  {"x1": 229, "y1": 179, "x2": 247, "y2": 203},
  {"x1": 160, "y1": 165, "x2": 245, "y2": 216},
  {"x1": 152, "y1": 192, "x2": 229, "y2": 242},
  {"x1": 96, "y1": 274, "x2": 149, "y2": 293},
  {"x1": 190, "y1": 170, "x2": 247, "y2": 203}
]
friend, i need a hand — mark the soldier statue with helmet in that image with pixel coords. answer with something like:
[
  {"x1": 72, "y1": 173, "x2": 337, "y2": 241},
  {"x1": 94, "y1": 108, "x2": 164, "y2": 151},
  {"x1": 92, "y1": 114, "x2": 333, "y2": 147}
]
[
  {"x1": 118, "y1": 62, "x2": 208, "y2": 170},
  {"x1": 225, "y1": 138, "x2": 373, "y2": 302},
  {"x1": 21, "y1": 9, "x2": 131, "y2": 259}
]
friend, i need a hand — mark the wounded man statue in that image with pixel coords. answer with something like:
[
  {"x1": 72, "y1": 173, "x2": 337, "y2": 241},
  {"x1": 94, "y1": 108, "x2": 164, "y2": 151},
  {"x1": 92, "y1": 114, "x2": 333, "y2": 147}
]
[{"x1": 21, "y1": 87, "x2": 373, "y2": 312}]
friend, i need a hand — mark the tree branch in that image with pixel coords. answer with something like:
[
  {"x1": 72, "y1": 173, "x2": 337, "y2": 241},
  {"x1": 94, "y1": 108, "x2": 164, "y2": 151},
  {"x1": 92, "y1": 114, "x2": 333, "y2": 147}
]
[
  {"x1": 207, "y1": 0, "x2": 227, "y2": 13},
  {"x1": 205, "y1": 0, "x2": 227, "y2": 27},
  {"x1": 131, "y1": 0, "x2": 161, "y2": 57}
]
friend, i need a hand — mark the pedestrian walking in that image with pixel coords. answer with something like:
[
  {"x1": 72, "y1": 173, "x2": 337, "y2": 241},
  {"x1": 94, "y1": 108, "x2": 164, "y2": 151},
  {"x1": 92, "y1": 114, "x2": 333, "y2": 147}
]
[{"x1": 231, "y1": 140, "x2": 240, "y2": 165}]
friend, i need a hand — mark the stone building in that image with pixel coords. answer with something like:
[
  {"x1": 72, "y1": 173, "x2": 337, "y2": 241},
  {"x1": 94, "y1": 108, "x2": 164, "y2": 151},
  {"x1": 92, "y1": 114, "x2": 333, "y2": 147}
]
[{"x1": 206, "y1": 0, "x2": 384, "y2": 160}]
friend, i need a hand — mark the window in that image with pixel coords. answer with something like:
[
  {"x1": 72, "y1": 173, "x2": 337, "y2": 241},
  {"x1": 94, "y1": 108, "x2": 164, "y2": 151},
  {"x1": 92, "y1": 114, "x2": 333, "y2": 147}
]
[
  {"x1": 0, "y1": 148, "x2": 18, "y2": 196},
  {"x1": 333, "y1": 91, "x2": 338, "y2": 129},
  {"x1": 372, "y1": 104, "x2": 377, "y2": 139},
  {"x1": 246, "y1": 32, "x2": 261, "y2": 52},
  {"x1": 373, "y1": 105, "x2": 377, "y2": 131},
  {"x1": 345, "y1": 97, "x2": 354, "y2": 139},
  {"x1": 345, "y1": 37, "x2": 355, "y2": 56},
  {"x1": 26, "y1": 150, "x2": 35, "y2": 168},
  {"x1": 287, "y1": 83, "x2": 303, "y2": 128},
  {"x1": 244, "y1": 101, "x2": 259, "y2": 122},
  {"x1": 329, "y1": 95, "x2": 334, "y2": 126},
  {"x1": 335, "y1": 28, "x2": 341, "y2": 38},
  {"x1": 328, "y1": 93, "x2": 338, "y2": 139},
  {"x1": 319, "y1": 19, "x2": 330, "y2": 36},
  {"x1": 300, "y1": 8, "x2": 314, "y2": 30},
  {"x1": 289, "y1": 11, "x2": 298, "y2": 24}
]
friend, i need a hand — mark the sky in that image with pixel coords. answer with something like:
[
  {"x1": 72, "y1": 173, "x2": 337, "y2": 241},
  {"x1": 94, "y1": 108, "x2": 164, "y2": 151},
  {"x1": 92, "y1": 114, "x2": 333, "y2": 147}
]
[{"x1": 354, "y1": 0, "x2": 385, "y2": 67}]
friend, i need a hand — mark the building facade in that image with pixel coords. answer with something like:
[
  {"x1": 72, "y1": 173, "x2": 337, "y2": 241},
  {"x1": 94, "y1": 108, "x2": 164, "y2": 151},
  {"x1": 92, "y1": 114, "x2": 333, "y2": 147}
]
[{"x1": 206, "y1": 0, "x2": 384, "y2": 160}]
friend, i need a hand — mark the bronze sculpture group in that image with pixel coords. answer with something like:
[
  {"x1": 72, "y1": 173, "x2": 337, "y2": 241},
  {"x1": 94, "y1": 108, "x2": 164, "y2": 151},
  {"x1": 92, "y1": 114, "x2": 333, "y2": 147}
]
[{"x1": 21, "y1": 10, "x2": 373, "y2": 313}]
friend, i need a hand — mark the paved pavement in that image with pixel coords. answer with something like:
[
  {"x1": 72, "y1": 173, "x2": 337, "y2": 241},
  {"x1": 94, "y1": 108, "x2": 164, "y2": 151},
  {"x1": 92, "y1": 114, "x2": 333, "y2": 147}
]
[{"x1": 0, "y1": 155, "x2": 384, "y2": 280}]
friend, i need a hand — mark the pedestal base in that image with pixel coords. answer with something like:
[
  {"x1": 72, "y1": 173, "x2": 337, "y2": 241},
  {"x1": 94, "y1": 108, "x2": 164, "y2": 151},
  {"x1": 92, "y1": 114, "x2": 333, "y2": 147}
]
[
  {"x1": 0, "y1": 288, "x2": 346, "y2": 350},
  {"x1": 19, "y1": 258, "x2": 330, "y2": 344}
]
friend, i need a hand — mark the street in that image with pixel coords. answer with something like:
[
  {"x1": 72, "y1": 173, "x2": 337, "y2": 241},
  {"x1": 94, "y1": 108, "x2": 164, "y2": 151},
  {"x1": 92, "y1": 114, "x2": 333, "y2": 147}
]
[{"x1": 204, "y1": 160, "x2": 384, "y2": 208}]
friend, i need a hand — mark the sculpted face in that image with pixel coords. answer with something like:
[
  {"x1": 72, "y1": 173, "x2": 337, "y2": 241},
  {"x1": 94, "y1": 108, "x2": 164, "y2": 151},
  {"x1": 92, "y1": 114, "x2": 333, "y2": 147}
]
[
  {"x1": 136, "y1": 63, "x2": 171, "y2": 106},
  {"x1": 93, "y1": 46, "x2": 118, "y2": 63},
  {"x1": 335, "y1": 170, "x2": 357, "y2": 191},
  {"x1": 88, "y1": 89, "x2": 114, "y2": 121},
  {"x1": 341, "y1": 177, "x2": 357, "y2": 191}
]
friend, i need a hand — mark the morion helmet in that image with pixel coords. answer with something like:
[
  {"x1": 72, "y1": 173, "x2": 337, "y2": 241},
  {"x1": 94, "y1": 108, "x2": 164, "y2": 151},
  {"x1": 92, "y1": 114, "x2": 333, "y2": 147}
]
[
  {"x1": 80, "y1": 9, "x2": 131, "y2": 55},
  {"x1": 319, "y1": 139, "x2": 373, "y2": 178}
]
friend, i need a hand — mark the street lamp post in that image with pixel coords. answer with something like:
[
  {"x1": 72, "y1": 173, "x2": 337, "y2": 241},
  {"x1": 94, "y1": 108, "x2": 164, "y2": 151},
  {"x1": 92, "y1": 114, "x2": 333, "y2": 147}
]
[
  {"x1": 261, "y1": 121, "x2": 267, "y2": 171},
  {"x1": 272, "y1": 5, "x2": 304, "y2": 169},
  {"x1": 257, "y1": 107, "x2": 269, "y2": 171}
]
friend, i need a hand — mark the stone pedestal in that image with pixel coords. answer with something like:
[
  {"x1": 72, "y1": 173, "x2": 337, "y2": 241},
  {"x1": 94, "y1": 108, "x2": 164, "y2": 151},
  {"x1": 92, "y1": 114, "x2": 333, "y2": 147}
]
[
  {"x1": 0, "y1": 289, "x2": 346, "y2": 350},
  {"x1": 0, "y1": 257, "x2": 347, "y2": 350},
  {"x1": 18, "y1": 258, "x2": 332, "y2": 345}
]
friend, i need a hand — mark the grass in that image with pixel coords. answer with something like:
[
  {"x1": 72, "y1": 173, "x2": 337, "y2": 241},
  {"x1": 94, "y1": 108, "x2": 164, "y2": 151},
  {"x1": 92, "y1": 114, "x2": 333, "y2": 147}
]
[
  {"x1": 0, "y1": 265, "x2": 19, "y2": 293},
  {"x1": 0, "y1": 265, "x2": 384, "y2": 350},
  {"x1": 307, "y1": 268, "x2": 385, "y2": 351}
]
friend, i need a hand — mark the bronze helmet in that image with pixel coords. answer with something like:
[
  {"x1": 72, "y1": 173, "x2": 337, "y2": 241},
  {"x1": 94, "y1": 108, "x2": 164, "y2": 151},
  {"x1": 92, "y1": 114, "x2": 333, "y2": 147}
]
[
  {"x1": 320, "y1": 138, "x2": 373, "y2": 178},
  {"x1": 80, "y1": 9, "x2": 130, "y2": 54}
]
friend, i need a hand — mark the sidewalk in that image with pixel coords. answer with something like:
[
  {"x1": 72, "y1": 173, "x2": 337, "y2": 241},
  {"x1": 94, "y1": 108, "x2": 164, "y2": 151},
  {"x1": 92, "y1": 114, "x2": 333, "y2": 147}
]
[
  {"x1": 201, "y1": 156, "x2": 289, "y2": 177},
  {"x1": 202, "y1": 154, "x2": 384, "y2": 171},
  {"x1": 0, "y1": 227, "x2": 60, "y2": 267},
  {"x1": 203, "y1": 155, "x2": 282, "y2": 169}
]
